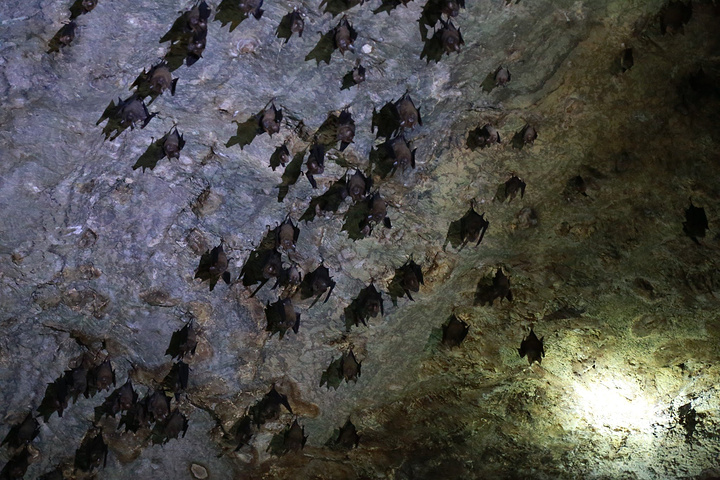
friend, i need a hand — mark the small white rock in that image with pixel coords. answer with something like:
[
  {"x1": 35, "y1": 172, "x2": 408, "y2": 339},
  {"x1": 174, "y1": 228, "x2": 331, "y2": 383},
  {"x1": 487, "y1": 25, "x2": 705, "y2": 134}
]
[
  {"x1": 190, "y1": 463, "x2": 208, "y2": 479},
  {"x1": 361, "y1": 44, "x2": 372, "y2": 54}
]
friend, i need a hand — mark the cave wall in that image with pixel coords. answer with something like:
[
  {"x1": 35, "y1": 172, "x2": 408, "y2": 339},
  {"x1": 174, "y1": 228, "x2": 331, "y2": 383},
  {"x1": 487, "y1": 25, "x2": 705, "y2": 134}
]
[{"x1": 1, "y1": 0, "x2": 720, "y2": 478}]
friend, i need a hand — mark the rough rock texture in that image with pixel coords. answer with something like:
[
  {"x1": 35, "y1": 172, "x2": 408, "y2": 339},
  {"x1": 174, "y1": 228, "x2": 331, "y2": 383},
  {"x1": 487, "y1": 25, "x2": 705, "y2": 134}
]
[{"x1": 1, "y1": 0, "x2": 720, "y2": 478}]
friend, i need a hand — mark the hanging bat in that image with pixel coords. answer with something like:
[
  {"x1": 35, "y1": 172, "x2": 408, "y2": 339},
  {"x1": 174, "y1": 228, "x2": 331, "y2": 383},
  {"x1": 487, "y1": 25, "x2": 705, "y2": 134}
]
[
  {"x1": 64, "y1": 364, "x2": 89, "y2": 401},
  {"x1": 661, "y1": 1, "x2": 692, "y2": 35},
  {"x1": 186, "y1": 28, "x2": 207, "y2": 66},
  {"x1": 69, "y1": 0, "x2": 98, "y2": 19},
  {"x1": 265, "y1": 298, "x2": 301, "y2": 338},
  {"x1": 474, "y1": 268, "x2": 513, "y2": 306},
  {"x1": 337, "y1": 109, "x2": 356, "y2": 151},
  {"x1": 418, "y1": 0, "x2": 465, "y2": 37},
  {"x1": 152, "y1": 409, "x2": 188, "y2": 444},
  {"x1": 260, "y1": 103, "x2": 283, "y2": 136},
  {"x1": 281, "y1": 419, "x2": 307, "y2": 452},
  {"x1": 300, "y1": 264, "x2": 336, "y2": 306},
  {"x1": 513, "y1": 124, "x2": 537, "y2": 149},
  {"x1": 1, "y1": 412, "x2": 39, "y2": 449},
  {"x1": 0, "y1": 449, "x2": 30, "y2": 479},
  {"x1": 276, "y1": 216, "x2": 300, "y2": 251},
  {"x1": 563, "y1": 175, "x2": 588, "y2": 199},
  {"x1": 683, "y1": 201, "x2": 708, "y2": 244},
  {"x1": 195, "y1": 243, "x2": 232, "y2": 291},
  {"x1": 240, "y1": 228, "x2": 281, "y2": 288},
  {"x1": 146, "y1": 390, "x2": 172, "y2": 423},
  {"x1": 341, "y1": 350, "x2": 361, "y2": 382},
  {"x1": 396, "y1": 93, "x2": 422, "y2": 130},
  {"x1": 37, "y1": 376, "x2": 69, "y2": 421},
  {"x1": 166, "y1": 321, "x2": 198, "y2": 360},
  {"x1": 132, "y1": 127, "x2": 186, "y2": 171},
  {"x1": 344, "y1": 282, "x2": 383, "y2": 329},
  {"x1": 74, "y1": 430, "x2": 108, "y2": 473},
  {"x1": 620, "y1": 48, "x2": 634, "y2": 73},
  {"x1": 494, "y1": 66, "x2": 511, "y2": 86},
  {"x1": 88, "y1": 358, "x2": 115, "y2": 396},
  {"x1": 230, "y1": 415, "x2": 254, "y2": 450},
  {"x1": 503, "y1": 175, "x2": 526, "y2": 202},
  {"x1": 118, "y1": 400, "x2": 150, "y2": 433},
  {"x1": 518, "y1": 328, "x2": 545, "y2": 365},
  {"x1": 442, "y1": 315, "x2": 469, "y2": 347},
  {"x1": 162, "y1": 361, "x2": 190, "y2": 400},
  {"x1": 387, "y1": 134, "x2": 417, "y2": 177},
  {"x1": 97, "y1": 95, "x2": 157, "y2": 140},
  {"x1": 305, "y1": 143, "x2": 326, "y2": 189},
  {"x1": 276, "y1": 9, "x2": 304, "y2": 43},
  {"x1": 186, "y1": 1, "x2": 211, "y2": 35},
  {"x1": 227, "y1": 104, "x2": 282, "y2": 150},
  {"x1": 346, "y1": 170, "x2": 372, "y2": 202},
  {"x1": 248, "y1": 248, "x2": 283, "y2": 297},
  {"x1": 467, "y1": 124, "x2": 500, "y2": 150},
  {"x1": 94, "y1": 379, "x2": 138, "y2": 420},
  {"x1": 300, "y1": 176, "x2": 349, "y2": 222},
  {"x1": 333, "y1": 419, "x2": 359, "y2": 449},
  {"x1": 48, "y1": 22, "x2": 77, "y2": 53},
  {"x1": 250, "y1": 386, "x2": 293, "y2": 427},
  {"x1": 359, "y1": 193, "x2": 392, "y2": 236},
  {"x1": 131, "y1": 62, "x2": 178, "y2": 102},
  {"x1": 388, "y1": 259, "x2": 424, "y2": 303},
  {"x1": 334, "y1": 16, "x2": 357, "y2": 55},
  {"x1": 341, "y1": 60, "x2": 366, "y2": 90},
  {"x1": 421, "y1": 19, "x2": 464, "y2": 62},
  {"x1": 270, "y1": 144, "x2": 292, "y2": 171}
]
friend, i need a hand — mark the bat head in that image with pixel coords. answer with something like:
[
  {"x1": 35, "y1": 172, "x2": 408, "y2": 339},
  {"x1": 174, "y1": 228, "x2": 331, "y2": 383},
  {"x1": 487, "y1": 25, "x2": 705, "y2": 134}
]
[{"x1": 262, "y1": 250, "x2": 282, "y2": 279}]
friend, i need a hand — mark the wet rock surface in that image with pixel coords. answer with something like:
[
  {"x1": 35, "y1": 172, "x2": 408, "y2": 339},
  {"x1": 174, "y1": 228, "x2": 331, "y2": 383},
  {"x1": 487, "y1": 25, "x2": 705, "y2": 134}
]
[{"x1": 1, "y1": 0, "x2": 720, "y2": 478}]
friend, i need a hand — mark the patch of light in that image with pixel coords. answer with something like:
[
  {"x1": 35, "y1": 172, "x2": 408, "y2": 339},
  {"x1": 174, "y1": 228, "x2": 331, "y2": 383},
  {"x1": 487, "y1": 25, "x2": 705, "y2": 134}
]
[{"x1": 573, "y1": 376, "x2": 658, "y2": 432}]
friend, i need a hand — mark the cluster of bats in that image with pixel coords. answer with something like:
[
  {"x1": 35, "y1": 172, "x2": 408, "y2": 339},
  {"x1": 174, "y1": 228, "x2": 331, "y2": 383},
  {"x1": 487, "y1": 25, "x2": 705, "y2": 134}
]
[{"x1": 22, "y1": 0, "x2": 710, "y2": 472}]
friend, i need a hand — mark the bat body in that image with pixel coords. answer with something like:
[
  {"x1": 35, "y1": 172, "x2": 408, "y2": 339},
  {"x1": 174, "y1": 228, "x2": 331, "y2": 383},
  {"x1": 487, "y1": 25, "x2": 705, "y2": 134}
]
[
  {"x1": 58, "y1": 22, "x2": 77, "y2": 47},
  {"x1": 440, "y1": 20, "x2": 464, "y2": 54},
  {"x1": 341, "y1": 351, "x2": 361, "y2": 382},
  {"x1": 167, "y1": 321, "x2": 198, "y2": 359},
  {"x1": 290, "y1": 10, "x2": 304, "y2": 36},
  {"x1": 118, "y1": 96, "x2": 156, "y2": 129},
  {"x1": 504, "y1": 175, "x2": 526, "y2": 201},
  {"x1": 337, "y1": 110, "x2": 356, "y2": 150},
  {"x1": 1, "y1": 413, "x2": 39, "y2": 449},
  {"x1": 495, "y1": 66, "x2": 511, "y2": 86},
  {"x1": 239, "y1": 0, "x2": 264, "y2": 20},
  {"x1": 334, "y1": 16, "x2": 356, "y2": 55},
  {"x1": 163, "y1": 128, "x2": 185, "y2": 159},
  {"x1": 302, "y1": 264, "x2": 336, "y2": 307},
  {"x1": 74, "y1": 430, "x2": 108, "y2": 473},
  {"x1": 442, "y1": 315, "x2": 469, "y2": 347},
  {"x1": 251, "y1": 386, "x2": 293, "y2": 427},
  {"x1": 266, "y1": 298, "x2": 301, "y2": 337},
  {"x1": 149, "y1": 64, "x2": 177, "y2": 96},
  {"x1": 395, "y1": 93, "x2": 422, "y2": 130},
  {"x1": 360, "y1": 193, "x2": 392, "y2": 235},
  {"x1": 389, "y1": 135, "x2": 416, "y2": 173},
  {"x1": 521, "y1": 124, "x2": 537, "y2": 145},
  {"x1": 347, "y1": 170, "x2": 371, "y2": 202},
  {"x1": 186, "y1": 1, "x2": 211, "y2": 34},
  {"x1": 92, "y1": 358, "x2": 115, "y2": 393},
  {"x1": 260, "y1": 104, "x2": 282, "y2": 136},
  {"x1": 147, "y1": 390, "x2": 171, "y2": 422},
  {"x1": 518, "y1": 329, "x2": 545, "y2": 365},
  {"x1": 683, "y1": 202, "x2": 708, "y2": 243},
  {"x1": 335, "y1": 419, "x2": 360, "y2": 448},
  {"x1": 195, "y1": 243, "x2": 232, "y2": 290},
  {"x1": 282, "y1": 420, "x2": 307, "y2": 452},
  {"x1": 467, "y1": 124, "x2": 500, "y2": 150},
  {"x1": 306, "y1": 144, "x2": 326, "y2": 189},
  {"x1": 277, "y1": 217, "x2": 300, "y2": 251}
]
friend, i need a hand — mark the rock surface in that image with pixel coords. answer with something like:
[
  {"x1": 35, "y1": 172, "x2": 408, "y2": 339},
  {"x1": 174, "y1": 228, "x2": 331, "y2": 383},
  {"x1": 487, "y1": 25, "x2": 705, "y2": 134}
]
[{"x1": 1, "y1": 0, "x2": 720, "y2": 478}]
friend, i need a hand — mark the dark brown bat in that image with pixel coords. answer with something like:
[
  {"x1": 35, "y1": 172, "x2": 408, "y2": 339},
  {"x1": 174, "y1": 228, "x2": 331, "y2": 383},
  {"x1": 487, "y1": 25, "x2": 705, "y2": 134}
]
[
  {"x1": 306, "y1": 143, "x2": 326, "y2": 189},
  {"x1": 82, "y1": 0, "x2": 98, "y2": 12},
  {"x1": 442, "y1": 315, "x2": 469, "y2": 347},
  {"x1": 467, "y1": 124, "x2": 500, "y2": 150},
  {"x1": 346, "y1": 170, "x2": 371, "y2": 202},
  {"x1": 270, "y1": 144, "x2": 291, "y2": 170},
  {"x1": 337, "y1": 109, "x2": 356, "y2": 151},
  {"x1": 260, "y1": 104, "x2": 282, "y2": 136},
  {"x1": 290, "y1": 9, "x2": 304, "y2": 35},
  {"x1": 521, "y1": 124, "x2": 537, "y2": 145},
  {"x1": 1, "y1": 449, "x2": 30, "y2": 479},
  {"x1": 504, "y1": 175, "x2": 526, "y2": 201},
  {"x1": 518, "y1": 328, "x2": 545, "y2": 365},
  {"x1": 163, "y1": 127, "x2": 185, "y2": 159},
  {"x1": 360, "y1": 193, "x2": 392, "y2": 236},
  {"x1": 231, "y1": 415, "x2": 254, "y2": 451},
  {"x1": 64, "y1": 364, "x2": 88, "y2": 401},
  {"x1": 148, "y1": 63, "x2": 177, "y2": 96},
  {"x1": 244, "y1": 247, "x2": 283, "y2": 297},
  {"x1": 117, "y1": 379, "x2": 137, "y2": 411},
  {"x1": 388, "y1": 134, "x2": 416, "y2": 174},
  {"x1": 187, "y1": 29, "x2": 207, "y2": 65},
  {"x1": 70, "y1": 0, "x2": 98, "y2": 19},
  {"x1": 265, "y1": 298, "x2": 301, "y2": 338},
  {"x1": 334, "y1": 16, "x2": 356, "y2": 55},
  {"x1": 118, "y1": 96, "x2": 156, "y2": 129},
  {"x1": 475, "y1": 268, "x2": 512, "y2": 306},
  {"x1": 250, "y1": 386, "x2": 293, "y2": 427},
  {"x1": 195, "y1": 243, "x2": 232, "y2": 291},
  {"x1": 1, "y1": 413, "x2": 39, "y2": 449},
  {"x1": 95, "y1": 379, "x2": 138, "y2": 420},
  {"x1": 565, "y1": 175, "x2": 588, "y2": 198},
  {"x1": 620, "y1": 48, "x2": 633, "y2": 73},
  {"x1": 91, "y1": 358, "x2": 115, "y2": 393},
  {"x1": 238, "y1": 0, "x2": 264, "y2": 20},
  {"x1": 495, "y1": 66, "x2": 511, "y2": 86},
  {"x1": 186, "y1": 1, "x2": 211, "y2": 34},
  {"x1": 459, "y1": 206, "x2": 488, "y2": 249},
  {"x1": 440, "y1": 20, "x2": 464, "y2": 54},
  {"x1": 353, "y1": 62, "x2": 366, "y2": 84},
  {"x1": 276, "y1": 216, "x2": 300, "y2": 251},
  {"x1": 395, "y1": 93, "x2": 422, "y2": 130},
  {"x1": 282, "y1": 419, "x2": 307, "y2": 452},
  {"x1": 661, "y1": 1, "x2": 692, "y2": 35},
  {"x1": 153, "y1": 409, "x2": 188, "y2": 444},
  {"x1": 38, "y1": 376, "x2": 69, "y2": 420},
  {"x1": 274, "y1": 263, "x2": 303, "y2": 291},
  {"x1": 683, "y1": 201, "x2": 708, "y2": 244},
  {"x1": 58, "y1": 22, "x2": 77, "y2": 47},
  {"x1": 392, "y1": 259, "x2": 424, "y2": 301},
  {"x1": 334, "y1": 419, "x2": 360, "y2": 449},
  {"x1": 146, "y1": 390, "x2": 171, "y2": 422},
  {"x1": 118, "y1": 400, "x2": 150, "y2": 433},
  {"x1": 345, "y1": 283, "x2": 384, "y2": 329},
  {"x1": 261, "y1": 249, "x2": 282, "y2": 280},
  {"x1": 301, "y1": 264, "x2": 336, "y2": 307},
  {"x1": 162, "y1": 361, "x2": 190, "y2": 400},
  {"x1": 74, "y1": 430, "x2": 108, "y2": 473},
  {"x1": 341, "y1": 350, "x2": 361, "y2": 382},
  {"x1": 166, "y1": 321, "x2": 198, "y2": 359}
]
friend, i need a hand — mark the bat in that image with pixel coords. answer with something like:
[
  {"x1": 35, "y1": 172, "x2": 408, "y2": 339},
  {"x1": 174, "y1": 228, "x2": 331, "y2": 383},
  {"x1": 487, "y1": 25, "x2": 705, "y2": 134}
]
[
  {"x1": 421, "y1": 19, "x2": 464, "y2": 63},
  {"x1": 358, "y1": 192, "x2": 392, "y2": 237},
  {"x1": 1, "y1": 413, "x2": 39, "y2": 449},
  {"x1": 69, "y1": 0, "x2": 98, "y2": 19},
  {"x1": 239, "y1": 228, "x2": 281, "y2": 290},
  {"x1": 300, "y1": 176, "x2": 349, "y2": 222},
  {"x1": 661, "y1": 1, "x2": 692, "y2": 35},
  {"x1": 249, "y1": 249, "x2": 283, "y2": 297},
  {"x1": 337, "y1": 109, "x2": 356, "y2": 151},
  {"x1": 300, "y1": 264, "x2": 336, "y2": 307},
  {"x1": 0, "y1": 449, "x2": 30, "y2": 479},
  {"x1": 620, "y1": 48, "x2": 634, "y2": 73},
  {"x1": 162, "y1": 361, "x2": 190, "y2": 400},
  {"x1": 130, "y1": 62, "x2": 178, "y2": 103},
  {"x1": 185, "y1": 28, "x2": 207, "y2": 66},
  {"x1": 442, "y1": 315, "x2": 469, "y2": 347},
  {"x1": 37, "y1": 376, "x2": 69, "y2": 421},
  {"x1": 518, "y1": 328, "x2": 545, "y2": 365},
  {"x1": 146, "y1": 390, "x2": 172, "y2": 422},
  {"x1": 502, "y1": 175, "x2": 526, "y2": 202},
  {"x1": 97, "y1": 95, "x2": 157, "y2": 140},
  {"x1": 226, "y1": 105, "x2": 282, "y2": 150},
  {"x1": 418, "y1": 0, "x2": 465, "y2": 37},
  {"x1": 346, "y1": 170, "x2": 371, "y2": 203},
  {"x1": 564, "y1": 175, "x2": 588, "y2": 199},
  {"x1": 466, "y1": 124, "x2": 500, "y2": 150},
  {"x1": 377, "y1": 134, "x2": 416, "y2": 178},
  {"x1": 334, "y1": 16, "x2": 357, "y2": 55},
  {"x1": 118, "y1": 400, "x2": 150, "y2": 433},
  {"x1": 683, "y1": 201, "x2": 708, "y2": 244},
  {"x1": 274, "y1": 263, "x2": 303, "y2": 292},
  {"x1": 64, "y1": 364, "x2": 88, "y2": 401},
  {"x1": 494, "y1": 66, "x2": 511, "y2": 86},
  {"x1": 344, "y1": 283, "x2": 383, "y2": 330},
  {"x1": 395, "y1": 93, "x2": 422, "y2": 130},
  {"x1": 281, "y1": 419, "x2": 307, "y2": 452},
  {"x1": 74, "y1": 430, "x2": 108, "y2": 473},
  {"x1": 269, "y1": 144, "x2": 292, "y2": 171},
  {"x1": 303, "y1": 143, "x2": 326, "y2": 189},
  {"x1": 250, "y1": 386, "x2": 293, "y2": 427},
  {"x1": 277, "y1": 149, "x2": 306, "y2": 201},
  {"x1": 341, "y1": 61, "x2": 366, "y2": 90},
  {"x1": 332, "y1": 419, "x2": 359, "y2": 449},
  {"x1": 166, "y1": 321, "x2": 198, "y2": 360},
  {"x1": 194, "y1": 243, "x2": 232, "y2": 291},
  {"x1": 678, "y1": 402, "x2": 698, "y2": 441},
  {"x1": 132, "y1": 127, "x2": 185, "y2": 171},
  {"x1": 276, "y1": 9, "x2": 304, "y2": 43},
  {"x1": 47, "y1": 22, "x2": 77, "y2": 53},
  {"x1": 474, "y1": 268, "x2": 513, "y2": 306},
  {"x1": 276, "y1": 216, "x2": 300, "y2": 251},
  {"x1": 151, "y1": 409, "x2": 188, "y2": 444},
  {"x1": 261, "y1": 103, "x2": 283, "y2": 137},
  {"x1": 388, "y1": 259, "x2": 424, "y2": 303},
  {"x1": 94, "y1": 379, "x2": 138, "y2": 420},
  {"x1": 445, "y1": 204, "x2": 489, "y2": 251},
  {"x1": 230, "y1": 415, "x2": 254, "y2": 450},
  {"x1": 265, "y1": 298, "x2": 301, "y2": 338},
  {"x1": 341, "y1": 350, "x2": 361, "y2": 382},
  {"x1": 512, "y1": 124, "x2": 537, "y2": 149},
  {"x1": 88, "y1": 358, "x2": 115, "y2": 396},
  {"x1": 186, "y1": 1, "x2": 211, "y2": 35}
]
